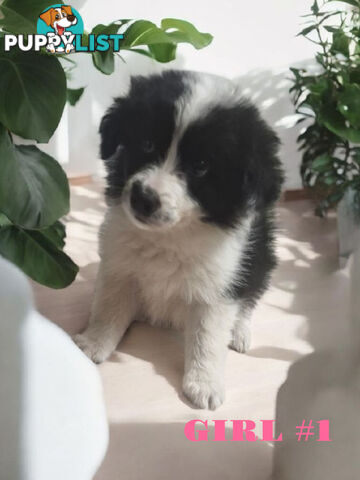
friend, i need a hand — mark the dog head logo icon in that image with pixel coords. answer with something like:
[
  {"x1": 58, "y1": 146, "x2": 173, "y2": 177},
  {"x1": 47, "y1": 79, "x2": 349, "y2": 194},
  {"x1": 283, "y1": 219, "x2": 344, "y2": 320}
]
[
  {"x1": 40, "y1": 5, "x2": 77, "y2": 36},
  {"x1": 37, "y1": 4, "x2": 84, "y2": 54}
]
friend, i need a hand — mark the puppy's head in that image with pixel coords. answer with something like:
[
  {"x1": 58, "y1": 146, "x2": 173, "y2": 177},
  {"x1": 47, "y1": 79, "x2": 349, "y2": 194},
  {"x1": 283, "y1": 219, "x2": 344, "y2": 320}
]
[{"x1": 100, "y1": 71, "x2": 283, "y2": 231}]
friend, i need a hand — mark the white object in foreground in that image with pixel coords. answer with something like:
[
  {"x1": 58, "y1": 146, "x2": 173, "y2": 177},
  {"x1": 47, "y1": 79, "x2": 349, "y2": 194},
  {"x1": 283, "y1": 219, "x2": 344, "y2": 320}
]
[{"x1": 0, "y1": 257, "x2": 108, "y2": 480}]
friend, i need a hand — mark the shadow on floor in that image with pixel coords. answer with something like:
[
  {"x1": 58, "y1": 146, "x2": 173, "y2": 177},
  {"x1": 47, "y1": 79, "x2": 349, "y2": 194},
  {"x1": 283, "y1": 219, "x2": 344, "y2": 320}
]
[
  {"x1": 271, "y1": 239, "x2": 360, "y2": 479},
  {"x1": 95, "y1": 423, "x2": 273, "y2": 480}
]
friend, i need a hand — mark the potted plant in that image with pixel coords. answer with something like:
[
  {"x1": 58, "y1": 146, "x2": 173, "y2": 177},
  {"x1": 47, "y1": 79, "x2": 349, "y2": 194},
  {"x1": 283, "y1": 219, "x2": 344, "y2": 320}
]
[
  {"x1": 0, "y1": 0, "x2": 212, "y2": 288},
  {"x1": 290, "y1": 0, "x2": 360, "y2": 261}
]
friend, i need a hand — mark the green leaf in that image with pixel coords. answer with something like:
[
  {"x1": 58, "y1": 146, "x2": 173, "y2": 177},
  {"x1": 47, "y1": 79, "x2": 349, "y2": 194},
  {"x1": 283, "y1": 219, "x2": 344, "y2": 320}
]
[
  {"x1": 323, "y1": 174, "x2": 338, "y2": 185},
  {"x1": 0, "y1": 212, "x2": 12, "y2": 228},
  {"x1": 90, "y1": 20, "x2": 130, "y2": 73},
  {"x1": 91, "y1": 19, "x2": 153, "y2": 66},
  {"x1": 298, "y1": 93, "x2": 321, "y2": 111},
  {"x1": 0, "y1": 47, "x2": 66, "y2": 143},
  {"x1": 324, "y1": 26, "x2": 340, "y2": 33},
  {"x1": 161, "y1": 18, "x2": 213, "y2": 49},
  {"x1": 67, "y1": 87, "x2": 85, "y2": 107},
  {"x1": 0, "y1": 6, "x2": 35, "y2": 34},
  {"x1": 327, "y1": 0, "x2": 360, "y2": 7},
  {"x1": 1, "y1": 0, "x2": 64, "y2": 28},
  {"x1": 121, "y1": 19, "x2": 212, "y2": 62},
  {"x1": 121, "y1": 47, "x2": 154, "y2": 58},
  {"x1": 91, "y1": 20, "x2": 131, "y2": 36},
  {"x1": 311, "y1": 0, "x2": 320, "y2": 14},
  {"x1": 122, "y1": 20, "x2": 173, "y2": 47},
  {"x1": 331, "y1": 31, "x2": 350, "y2": 56},
  {"x1": 41, "y1": 221, "x2": 66, "y2": 250},
  {"x1": 312, "y1": 153, "x2": 333, "y2": 171},
  {"x1": 92, "y1": 49, "x2": 115, "y2": 75},
  {"x1": 0, "y1": 225, "x2": 78, "y2": 289},
  {"x1": 0, "y1": 125, "x2": 70, "y2": 229},
  {"x1": 338, "y1": 84, "x2": 360, "y2": 127},
  {"x1": 352, "y1": 26, "x2": 360, "y2": 40},
  {"x1": 297, "y1": 24, "x2": 318, "y2": 37},
  {"x1": 148, "y1": 43, "x2": 177, "y2": 62},
  {"x1": 321, "y1": 108, "x2": 360, "y2": 143},
  {"x1": 309, "y1": 78, "x2": 329, "y2": 95},
  {"x1": 91, "y1": 23, "x2": 120, "y2": 36},
  {"x1": 290, "y1": 67, "x2": 304, "y2": 80}
]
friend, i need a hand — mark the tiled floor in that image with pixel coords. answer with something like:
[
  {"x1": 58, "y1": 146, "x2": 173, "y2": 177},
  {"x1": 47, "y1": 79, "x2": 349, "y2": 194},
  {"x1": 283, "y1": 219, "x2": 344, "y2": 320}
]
[{"x1": 33, "y1": 182, "x2": 351, "y2": 480}]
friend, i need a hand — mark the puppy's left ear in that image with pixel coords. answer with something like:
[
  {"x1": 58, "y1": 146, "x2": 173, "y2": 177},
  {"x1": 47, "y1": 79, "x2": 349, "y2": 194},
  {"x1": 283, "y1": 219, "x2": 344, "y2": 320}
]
[{"x1": 248, "y1": 121, "x2": 284, "y2": 209}]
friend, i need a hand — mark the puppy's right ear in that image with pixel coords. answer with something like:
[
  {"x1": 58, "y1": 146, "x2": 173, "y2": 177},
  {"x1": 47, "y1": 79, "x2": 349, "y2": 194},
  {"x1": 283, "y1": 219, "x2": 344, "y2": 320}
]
[{"x1": 99, "y1": 108, "x2": 122, "y2": 160}]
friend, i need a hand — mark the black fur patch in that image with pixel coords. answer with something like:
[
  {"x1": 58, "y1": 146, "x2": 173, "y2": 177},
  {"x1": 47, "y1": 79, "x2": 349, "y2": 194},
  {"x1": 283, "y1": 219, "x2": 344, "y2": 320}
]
[
  {"x1": 226, "y1": 211, "x2": 278, "y2": 306},
  {"x1": 178, "y1": 102, "x2": 283, "y2": 227},
  {"x1": 99, "y1": 70, "x2": 186, "y2": 199}
]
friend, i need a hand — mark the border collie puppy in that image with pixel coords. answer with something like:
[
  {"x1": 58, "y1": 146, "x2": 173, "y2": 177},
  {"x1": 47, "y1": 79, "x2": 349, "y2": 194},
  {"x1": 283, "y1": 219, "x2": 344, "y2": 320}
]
[{"x1": 74, "y1": 70, "x2": 283, "y2": 410}]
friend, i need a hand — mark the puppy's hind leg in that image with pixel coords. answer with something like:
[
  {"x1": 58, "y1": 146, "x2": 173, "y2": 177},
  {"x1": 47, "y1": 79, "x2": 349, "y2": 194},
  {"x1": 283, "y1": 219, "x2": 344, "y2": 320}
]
[
  {"x1": 73, "y1": 264, "x2": 138, "y2": 364},
  {"x1": 229, "y1": 302, "x2": 253, "y2": 354}
]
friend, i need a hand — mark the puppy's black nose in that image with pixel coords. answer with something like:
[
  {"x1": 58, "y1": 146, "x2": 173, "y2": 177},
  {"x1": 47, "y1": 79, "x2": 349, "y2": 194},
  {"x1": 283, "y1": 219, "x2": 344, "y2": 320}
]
[
  {"x1": 68, "y1": 14, "x2": 76, "y2": 22},
  {"x1": 130, "y1": 181, "x2": 161, "y2": 219}
]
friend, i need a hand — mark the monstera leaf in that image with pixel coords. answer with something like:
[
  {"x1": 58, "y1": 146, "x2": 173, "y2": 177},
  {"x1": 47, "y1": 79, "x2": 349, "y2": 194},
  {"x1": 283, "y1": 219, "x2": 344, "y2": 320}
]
[
  {"x1": 92, "y1": 18, "x2": 213, "y2": 69},
  {"x1": 122, "y1": 20, "x2": 172, "y2": 47},
  {"x1": 0, "y1": 215, "x2": 78, "y2": 289},
  {"x1": 161, "y1": 18, "x2": 213, "y2": 49},
  {"x1": 0, "y1": 47, "x2": 67, "y2": 142},
  {"x1": 90, "y1": 20, "x2": 130, "y2": 74},
  {"x1": 0, "y1": 5, "x2": 35, "y2": 34},
  {"x1": 0, "y1": 125, "x2": 69, "y2": 229}
]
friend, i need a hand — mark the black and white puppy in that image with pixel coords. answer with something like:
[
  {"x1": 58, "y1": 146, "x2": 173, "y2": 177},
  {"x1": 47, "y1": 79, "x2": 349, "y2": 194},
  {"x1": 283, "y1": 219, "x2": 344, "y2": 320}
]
[{"x1": 74, "y1": 70, "x2": 284, "y2": 410}]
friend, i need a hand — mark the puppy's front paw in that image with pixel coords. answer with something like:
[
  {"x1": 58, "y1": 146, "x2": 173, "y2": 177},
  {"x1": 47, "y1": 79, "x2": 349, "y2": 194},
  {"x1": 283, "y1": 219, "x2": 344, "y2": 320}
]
[
  {"x1": 183, "y1": 373, "x2": 225, "y2": 410},
  {"x1": 73, "y1": 333, "x2": 112, "y2": 364},
  {"x1": 230, "y1": 324, "x2": 251, "y2": 353}
]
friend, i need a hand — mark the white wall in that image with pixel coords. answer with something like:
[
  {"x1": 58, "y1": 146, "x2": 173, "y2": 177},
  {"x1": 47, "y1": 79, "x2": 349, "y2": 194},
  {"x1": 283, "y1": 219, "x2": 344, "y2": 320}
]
[
  {"x1": 46, "y1": 0, "x2": 319, "y2": 189},
  {"x1": 81, "y1": 0, "x2": 316, "y2": 76}
]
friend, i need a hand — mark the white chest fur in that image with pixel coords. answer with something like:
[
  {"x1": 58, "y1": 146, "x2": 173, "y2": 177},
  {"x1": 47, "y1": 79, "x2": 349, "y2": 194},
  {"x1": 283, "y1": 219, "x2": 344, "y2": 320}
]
[{"x1": 99, "y1": 207, "x2": 252, "y2": 327}]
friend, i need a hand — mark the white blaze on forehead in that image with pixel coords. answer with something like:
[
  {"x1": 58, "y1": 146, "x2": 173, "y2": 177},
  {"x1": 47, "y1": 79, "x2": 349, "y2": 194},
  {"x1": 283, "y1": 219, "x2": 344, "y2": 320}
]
[
  {"x1": 143, "y1": 167, "x2": 173, "y2": 192},
  {"x1": 163, "y1": 73, "x2": 243, "y2": 173},
  {"x1": 176, "y1": 73, "x2": 242, "y2": 135},
  {"x1": 162, "y1": 131, "x2": 180, "y2": 173}
]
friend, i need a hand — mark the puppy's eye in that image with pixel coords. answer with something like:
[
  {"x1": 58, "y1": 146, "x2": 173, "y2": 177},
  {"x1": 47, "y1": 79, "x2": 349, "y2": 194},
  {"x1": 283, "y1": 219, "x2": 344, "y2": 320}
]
[
  {"x1": 55, "y1": 14, "x2": 60, "y2": 19},
  {"x1": 191, "y1": 159, "x2": 208, "y2": 177},
  {"x1": 63, "y1": 13, "x2": 67, "y2": 17},
  {"x1": 141, "y1": 140, "x2": 155, "y2": 154}
]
